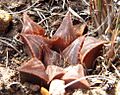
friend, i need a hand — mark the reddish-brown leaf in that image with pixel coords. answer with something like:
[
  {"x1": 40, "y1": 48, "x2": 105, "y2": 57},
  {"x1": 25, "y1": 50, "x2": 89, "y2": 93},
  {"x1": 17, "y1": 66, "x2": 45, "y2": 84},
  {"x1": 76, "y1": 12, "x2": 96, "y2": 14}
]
[
  {"x1": 21, "y1": 34, "x2": 52, "y2": 60},
  {"x1": 43, "y1": 45, "x2": 63, "y2": 66},
  {"x1": 46, "y1": 65, "x2": 65, "y2": 83},
  {"x1": 62, "y1": 36, "x2": 85, "y2": 65},
  {"x1": 62, "y1": 64, "x2": 90, "y2": 89},
  {"x1": 17, "y1": 58, "x2": 49, "y2": 84},
  {"x1": 63, "y1": 36, "x2": 105, "y2": 68},
  {"x1": 80, "y1": 36, "x2": 105, "y2": 68},
  {"x1": 51, "y1": 12, "x2": 77, "y2": 51},
  {"x1": 22, "y1": 13, "x2": 45, "y2": 36}
]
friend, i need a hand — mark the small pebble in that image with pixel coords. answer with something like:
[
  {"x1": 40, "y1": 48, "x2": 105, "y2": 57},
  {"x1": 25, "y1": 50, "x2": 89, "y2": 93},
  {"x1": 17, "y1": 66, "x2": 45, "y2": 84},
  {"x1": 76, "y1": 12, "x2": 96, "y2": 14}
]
[
  {"x1": 0, "y1": 10, "x2": 12, "y2": 33},
  {"x1": 116, "y1": 36, "x2": 120, "y2": 44}
]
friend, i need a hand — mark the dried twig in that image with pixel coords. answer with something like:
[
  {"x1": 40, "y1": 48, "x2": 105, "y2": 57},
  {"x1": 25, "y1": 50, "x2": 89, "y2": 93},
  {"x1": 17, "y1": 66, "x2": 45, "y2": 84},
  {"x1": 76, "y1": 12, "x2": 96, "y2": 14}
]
[
  {"x1": 0, "y1": 39, "x2": 20, "y2": 53},
  {"x1": 111, "y1": 63, "x2": 120, "y2": 77},
  {"x1": 5, "y1": 48, "x2": 9, "y2": 68},
  {"x1": 58, "y1": 75, "x2": 115, "y2": 92},
  {"x1": 68, "y1": 7, "x2": 85, "y2": 23},
  {"x1": 3, "y1": 0, "x2": 40, "y2": 14}
]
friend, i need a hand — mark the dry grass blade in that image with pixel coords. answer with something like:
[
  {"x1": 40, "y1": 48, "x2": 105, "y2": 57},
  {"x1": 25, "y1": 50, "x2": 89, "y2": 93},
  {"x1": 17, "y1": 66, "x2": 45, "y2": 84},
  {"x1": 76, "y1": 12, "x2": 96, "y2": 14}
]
[
  {"x1": 106, "y1": 29, "x2": 119, "y2": 59},
  {"x1": 111, "y1": 63, "x2": 120, "y2": 78},
  {"x1": 5, "y1": 48, "x2": 9, "y2": 67},
  {"x1": 57, "y1": 75, "x2": 115, "y2": 92},
  {"x1": 90, "y1": 0, "x2": 115, "y2": 33},
  {"x1": 0, "y1": 37, "x2": 11, "y2": 41},
  {"x1": 68, "y1": 7, "x2": 85, "y2": 22},
  {"x1": 37, "y1": 11, "x2": 49, "y2": 33},
  {"x1": 82, "y1": 0, "x2": 90, "y2": 6},
  {"x1": 2, "y1": 0, "x2": 40, "y2": 14},
  {"x1": 104, "y1": 0, "x2": 111, "y2": 34},
  {"x1": 62, "y1": 0, "x2": 66, "y2": 9}
]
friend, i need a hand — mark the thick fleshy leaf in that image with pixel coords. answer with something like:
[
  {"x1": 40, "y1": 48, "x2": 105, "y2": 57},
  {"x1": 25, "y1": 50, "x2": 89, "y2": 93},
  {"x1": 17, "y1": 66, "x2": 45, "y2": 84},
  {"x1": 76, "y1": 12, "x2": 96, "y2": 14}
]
[
  {"x1": 62, "y1": 64, "x2": 90, "y2": 89},
  {"x1": 21, "y1": 34, "x2": 52, "y2": 60},
  {"x1": 49, "y1": 79, "x2": 65, "y2": 95},
  {"x1": 51, "y1": 12, "x2": 77, "y2": 51},
  {"x1": 80, "y1": 36, "x2": 105, "y2": 68},
  {"x1": 46, "y1": 65, "x2": 65, "y2": 83},
  {"x1": 22, "y1": 13, "x2": 45, "y2": 36},
  {"x1": 62, "y1": 36, "x2": 85, "y2": 65},
  {"x1": 43, "y1": 46, "x2": 63, "y2": 66},
  {"x1": 63, "y1": 36, "x2": 105, "y2": 68},
  {"x1": 17, "y1": 58, "x2": 49, "y2": 84}
]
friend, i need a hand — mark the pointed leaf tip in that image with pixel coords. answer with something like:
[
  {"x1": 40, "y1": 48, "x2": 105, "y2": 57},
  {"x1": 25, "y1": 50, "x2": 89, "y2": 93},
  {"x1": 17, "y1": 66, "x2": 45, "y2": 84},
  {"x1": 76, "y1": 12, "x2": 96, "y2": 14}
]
[
  {"x1": 62, "y1": 36, "x2": 85, "y2": 65},
  {"x1": 22, "y1": 13, "x2": 45, "y2": 36},
  {"x1": 62, "y1": 64, "x2": 90, "y2": 89},
  {"x1": 46, "y1": 65, "x2": 65, "y2": 83},
  {"x1": 17, "y1": 58, "x2": 49, "y2": 84},
  {"x1": 20, "y1": 34, "x2": 52, "y2": 60},
  {"x1": 52, "y1": 12, "x2": 77, "y2": 51}
]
